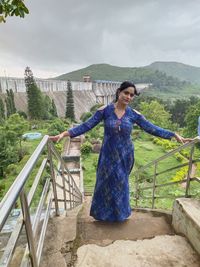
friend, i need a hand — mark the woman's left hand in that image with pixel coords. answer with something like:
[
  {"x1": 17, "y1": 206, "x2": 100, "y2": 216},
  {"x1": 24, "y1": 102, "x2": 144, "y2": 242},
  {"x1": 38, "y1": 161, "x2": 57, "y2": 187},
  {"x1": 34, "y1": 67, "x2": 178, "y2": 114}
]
[{"x1": 174, "y1": 133, "x2": 194, "y2": 144}]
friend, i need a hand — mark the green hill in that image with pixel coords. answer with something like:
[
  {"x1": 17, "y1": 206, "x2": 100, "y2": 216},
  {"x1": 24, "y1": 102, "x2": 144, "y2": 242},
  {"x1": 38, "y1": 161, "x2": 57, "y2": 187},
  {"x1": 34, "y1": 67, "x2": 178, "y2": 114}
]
[
  {"x1": 54, "y1": 63, "x2": 200, "y2": 100},
  {"x1": 55, "y1": 63, "x2": 143, "y2": 82},
  {"x1": 55, "y1": 62, "x2": 200, "y2": 84},
  {"x1": 146, "y1": 61, "x2": 200, "y2": 84},
  {"x1": 55, "y1": 63, "x2": 184, "y2": 85}
]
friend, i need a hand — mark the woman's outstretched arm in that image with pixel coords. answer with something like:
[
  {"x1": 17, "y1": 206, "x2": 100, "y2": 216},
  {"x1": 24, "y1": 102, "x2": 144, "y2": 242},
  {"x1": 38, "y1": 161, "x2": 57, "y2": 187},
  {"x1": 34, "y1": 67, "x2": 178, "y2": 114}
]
[
  {"x1": 134, "y1": 110, "x2": 193, "y2": 144},
  {"x1": 49, "y1": 107, "x2": 105, "y2": 142}
]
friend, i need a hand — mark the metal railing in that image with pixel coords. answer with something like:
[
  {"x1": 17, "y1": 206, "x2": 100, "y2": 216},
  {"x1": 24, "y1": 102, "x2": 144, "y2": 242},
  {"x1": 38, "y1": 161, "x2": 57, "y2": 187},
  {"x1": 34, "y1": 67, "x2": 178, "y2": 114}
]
[
  {"x1": 0, "y1": 135, "x2": 83, "y2": 267},
  {"x1": 133, "y1": 137, "x2": 200, "y2": 209}
]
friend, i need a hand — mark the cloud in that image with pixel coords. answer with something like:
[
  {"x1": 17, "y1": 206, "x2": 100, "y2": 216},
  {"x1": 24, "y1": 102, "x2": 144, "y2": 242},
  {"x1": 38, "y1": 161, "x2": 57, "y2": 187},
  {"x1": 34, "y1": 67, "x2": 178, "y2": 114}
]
[{"x1": 0, "y1": 0, "x2": 200, "y2": 77}]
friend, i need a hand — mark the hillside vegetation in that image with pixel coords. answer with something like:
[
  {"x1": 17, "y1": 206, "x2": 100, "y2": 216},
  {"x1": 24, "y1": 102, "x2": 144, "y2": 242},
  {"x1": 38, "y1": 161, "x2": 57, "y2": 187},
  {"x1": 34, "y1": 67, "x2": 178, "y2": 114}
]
[
  {"x1": 147, "y1": 61, "x2": 200, "y2": 84},
  {"x1": 55, "y1": 63, "x2": 200, "y2": 100}
]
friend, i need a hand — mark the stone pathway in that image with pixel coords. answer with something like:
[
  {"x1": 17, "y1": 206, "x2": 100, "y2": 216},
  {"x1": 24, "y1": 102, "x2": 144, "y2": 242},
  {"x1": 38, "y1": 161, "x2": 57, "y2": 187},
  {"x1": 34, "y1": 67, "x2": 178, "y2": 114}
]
[{"x1": 76, "y1": 235, "x2": 200, "y2": 267}]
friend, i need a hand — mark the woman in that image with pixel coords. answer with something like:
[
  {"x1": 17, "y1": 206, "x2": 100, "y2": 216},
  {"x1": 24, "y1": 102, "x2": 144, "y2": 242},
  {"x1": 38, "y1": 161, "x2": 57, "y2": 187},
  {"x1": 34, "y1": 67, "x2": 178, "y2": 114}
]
[{"x1": 49, "y1": 81, "x2": 191, "y2": 222}]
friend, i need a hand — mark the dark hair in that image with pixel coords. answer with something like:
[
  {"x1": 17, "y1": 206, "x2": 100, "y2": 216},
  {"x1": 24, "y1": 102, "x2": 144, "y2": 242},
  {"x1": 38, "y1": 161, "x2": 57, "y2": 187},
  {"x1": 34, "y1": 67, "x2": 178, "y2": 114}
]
[{"x1": 115, "y1": 81, "x2": 139, "y2": 102}]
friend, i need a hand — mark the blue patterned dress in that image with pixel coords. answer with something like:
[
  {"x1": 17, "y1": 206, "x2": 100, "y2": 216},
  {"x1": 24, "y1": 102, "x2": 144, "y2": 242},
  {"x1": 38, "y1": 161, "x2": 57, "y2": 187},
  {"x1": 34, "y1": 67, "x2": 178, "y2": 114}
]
[{"x1": 68, "y1": 103, "x2": 175, "y2": 222}]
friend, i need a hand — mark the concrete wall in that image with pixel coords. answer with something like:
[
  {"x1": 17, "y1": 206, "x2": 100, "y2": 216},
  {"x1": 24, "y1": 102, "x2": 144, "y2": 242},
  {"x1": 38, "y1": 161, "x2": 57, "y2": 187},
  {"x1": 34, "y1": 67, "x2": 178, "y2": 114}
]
[
  {"x1": 0, "y1": 90, "x2": 97, "y2": 120},
  {"x1": 172, "y1": 198, "x2": 200, "y2": 255}
]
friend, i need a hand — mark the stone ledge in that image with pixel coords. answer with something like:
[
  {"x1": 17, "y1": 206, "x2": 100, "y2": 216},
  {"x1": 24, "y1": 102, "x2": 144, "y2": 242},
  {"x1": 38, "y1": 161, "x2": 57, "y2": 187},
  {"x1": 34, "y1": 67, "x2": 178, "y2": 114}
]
[{"x1": 172, "y1": 198, "x2": 200, "y2": 255}]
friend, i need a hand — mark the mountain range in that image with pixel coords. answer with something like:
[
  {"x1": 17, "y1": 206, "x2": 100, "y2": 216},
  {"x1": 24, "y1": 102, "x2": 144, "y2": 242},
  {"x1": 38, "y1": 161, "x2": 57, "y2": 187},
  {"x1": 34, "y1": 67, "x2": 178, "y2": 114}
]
[{"x1": 55, "y1": 61, "x2": 200, "y2": 84}]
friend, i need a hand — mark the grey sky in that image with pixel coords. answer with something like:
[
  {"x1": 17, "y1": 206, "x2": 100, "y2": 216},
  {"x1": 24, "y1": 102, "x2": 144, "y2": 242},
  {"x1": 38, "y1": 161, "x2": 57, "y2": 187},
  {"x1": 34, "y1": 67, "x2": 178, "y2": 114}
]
[{"x1": 0, "y1": 0, "x2": 200, "y2": 78}]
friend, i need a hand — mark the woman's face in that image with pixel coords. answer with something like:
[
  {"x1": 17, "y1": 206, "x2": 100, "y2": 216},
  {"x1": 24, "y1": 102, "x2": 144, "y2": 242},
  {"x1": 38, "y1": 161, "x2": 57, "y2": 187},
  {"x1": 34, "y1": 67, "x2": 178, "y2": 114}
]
[{"x1": 118, "y1": 86, "x2": 135, "y2": 105}]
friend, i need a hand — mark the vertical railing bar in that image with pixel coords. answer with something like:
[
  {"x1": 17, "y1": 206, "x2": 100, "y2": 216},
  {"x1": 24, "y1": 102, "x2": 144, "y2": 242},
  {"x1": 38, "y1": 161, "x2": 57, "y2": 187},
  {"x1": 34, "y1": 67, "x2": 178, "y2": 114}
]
[
  {"x1": 72, "y1": 180, "x2": 75, "y2": 208},
  {"x1": 27, "y1": 158, "x2": 48, "y2": 206},
  {"x1": 68, "y1": 174, "x2": 72, "y2": 209},
  {"x1": 0, "y1": 219, "x2": 24, "y2": 267},
  {"x1": 49, "y1": 141, "x2": 82, "y2": 199},
  {"x1": 20, "y1": 179, "x2": 50, "y2": 267},
  {"x1": 36, "y1": 191, "x2": 53, "y2": 265},
  {"x1": 185, "y1": 144, "x2": 195, "y2": 197},
  {"x1": 32, "y1": 179, "x2": 50, "y2": 234},
  {"x1": 152, "y1": 163, "x2": 157, "y2": 209},
  {"x1": 20, "y1": 190, "x2": 39, "y2": 267},
  {"x1": 47, "y1": 142, "x2": 59, "y2": 216},
  {"x1": 60, "y1": 163, "x2": 67, "y2": 211}
]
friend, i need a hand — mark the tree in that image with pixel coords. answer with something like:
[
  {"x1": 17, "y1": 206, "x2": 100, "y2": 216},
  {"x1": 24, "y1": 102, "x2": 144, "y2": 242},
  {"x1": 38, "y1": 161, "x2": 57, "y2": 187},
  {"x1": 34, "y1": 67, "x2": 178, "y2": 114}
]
[
  {"x1": 140, "y1": 100, "x2": 172, "y2": 128},
  {"x1": 184, "y1": 99, "x2": 200, "y2": 137},
  {"x1": 0, "y1": 113, "x2": 29, "y2": 177},
  {"x1": 168, "y1": 97, "x2": 200, "y2": 128},
  {"x1": 50, "y1": 99, "x2": 58, "y2": 117},
  {"x1": 65, "y1": 80, "x2": 75, "y2": 121},
  {"x1": 0, "y1": 129, "x2": 18, "y2": 177},
  {"x1": 5, "y1": 89, "x2": 16, "y2": 117},
  {"x1": 25, "y1": 67, "x2": 44, "y2": 120},
  {"x1": 43, "y1": 95, "x2": 52, "y2": 119},
  {"x1": 0, "y1": 97, "x2": 5, "y2": 123},
  {"x1": 0, "y1": 0, "x2": 29, "y2": 23}
]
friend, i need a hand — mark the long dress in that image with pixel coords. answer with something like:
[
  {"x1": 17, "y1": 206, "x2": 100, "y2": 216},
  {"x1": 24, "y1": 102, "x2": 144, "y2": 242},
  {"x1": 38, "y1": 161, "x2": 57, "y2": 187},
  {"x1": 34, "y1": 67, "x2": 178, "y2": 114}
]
[{"x1": 68, "y1": 103, "x2": 175, "y2": 222}]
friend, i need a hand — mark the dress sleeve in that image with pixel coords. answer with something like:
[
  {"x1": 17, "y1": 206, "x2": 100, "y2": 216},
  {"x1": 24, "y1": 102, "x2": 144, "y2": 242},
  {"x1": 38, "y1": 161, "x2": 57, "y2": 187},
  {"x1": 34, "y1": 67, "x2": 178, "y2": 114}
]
[
  {"x1": 68, "y1": 109, "x2": 104, "y2": 138},
  {"x1": 135, "y1": 112, "x2": 175, "y2": 140}
]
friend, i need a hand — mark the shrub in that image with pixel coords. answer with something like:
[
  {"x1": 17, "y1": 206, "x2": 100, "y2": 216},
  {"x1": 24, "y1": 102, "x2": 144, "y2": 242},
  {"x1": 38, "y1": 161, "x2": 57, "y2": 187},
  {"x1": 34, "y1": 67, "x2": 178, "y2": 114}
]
[
  {"x1": 17, "y1": 110, "x2": 27, "y2": 119},
  {"x1": 47, "y1": 118, "x2": 66, "y2": 135},
  {"x1": 55, "y1": 143, "x2": 62, "y2": 153},
  {"x1": 180, "y1": 149, "x2": 190, "y2": 158},
  {"x1": 81, "y1": 141, "x2": 92, "y2": 155},
  {"x1": 90, "y1": 104, "x2": 103, "y2": 113},
  {"x1": 174, "y1": 152, "x2": 185, "y2": 162},
  {"x1": 5, "y1": 164, "x2": 18, "y2": 176},
  {"x1": 171, "y1": 167, "x2": 188, "y2": 182},
  {"x1": 80, "y1": 112, "x2": 92, "y2": 122}
]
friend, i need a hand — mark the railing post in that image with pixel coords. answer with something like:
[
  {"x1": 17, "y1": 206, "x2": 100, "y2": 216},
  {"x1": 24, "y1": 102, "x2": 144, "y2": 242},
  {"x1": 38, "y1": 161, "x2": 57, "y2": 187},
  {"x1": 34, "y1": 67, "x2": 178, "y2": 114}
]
[
  {"x1": 20, "y1": 189, "x2": 39, "y2": 267},
  {"x1": 185, "y1": 144, "x2": 195, "y2": 197},
  {"x1": 60, "y1": 162, "x2": 67, "y2": 211},
  {"x1": 68, "y1": 174, "x2": 72, "y2": 209},
  {"x1": 47, "y1": 141, "x2": 59, "y2": 216},
  {"x1": 152, "y1": 162, "x2": 157, "y2": 209}
]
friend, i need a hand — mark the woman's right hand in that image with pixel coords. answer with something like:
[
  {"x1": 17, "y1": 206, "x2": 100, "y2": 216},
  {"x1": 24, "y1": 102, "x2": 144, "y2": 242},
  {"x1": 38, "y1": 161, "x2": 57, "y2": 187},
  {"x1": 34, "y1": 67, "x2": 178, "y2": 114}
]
[{"x1": 49, "y1": 131, "x2": 69, "y2": 142}]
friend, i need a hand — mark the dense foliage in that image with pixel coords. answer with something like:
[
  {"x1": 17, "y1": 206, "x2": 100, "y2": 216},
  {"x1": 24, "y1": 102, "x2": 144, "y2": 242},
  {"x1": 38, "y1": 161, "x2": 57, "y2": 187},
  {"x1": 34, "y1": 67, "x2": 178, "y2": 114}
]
[
  {"x1": 0, "y1": 113, "x2": 29, "y2": 177},
  {"x1": 65, "y1": 80, "x2": 75, "y2": 121},
  {"x1": 0, "y1": 0, "x2": 29, "y2": 23},
  {"x1": 25, "y1": 67, "x2": 44, "y2": 120},
  {"x1": 25, "y1": 67, "x2": 58, "y2": 120},
  {"x1": 0, "y1": 97, "x2": 5, "y2": 122},
  {"x1": 5, "y1": 89, "x2": 16, "y2": 117}
]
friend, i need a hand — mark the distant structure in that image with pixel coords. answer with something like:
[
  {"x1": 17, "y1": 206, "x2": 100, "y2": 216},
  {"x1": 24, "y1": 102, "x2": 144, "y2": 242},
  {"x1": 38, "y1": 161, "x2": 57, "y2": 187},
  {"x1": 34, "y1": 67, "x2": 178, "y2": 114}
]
[
  {"x1": 0, "y1": 76, "x2": 150, "y2": 105},
  {"x1": 83, "y1": 75, "x2": 91, "y2": 82}
]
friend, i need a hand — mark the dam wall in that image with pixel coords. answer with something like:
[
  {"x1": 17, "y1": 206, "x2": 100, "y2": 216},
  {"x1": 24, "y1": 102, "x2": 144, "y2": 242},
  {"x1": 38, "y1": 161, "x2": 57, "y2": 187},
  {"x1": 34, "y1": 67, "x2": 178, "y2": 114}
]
[{"x1": 0, "y1": 90, "x2": 97, "y2": 120}]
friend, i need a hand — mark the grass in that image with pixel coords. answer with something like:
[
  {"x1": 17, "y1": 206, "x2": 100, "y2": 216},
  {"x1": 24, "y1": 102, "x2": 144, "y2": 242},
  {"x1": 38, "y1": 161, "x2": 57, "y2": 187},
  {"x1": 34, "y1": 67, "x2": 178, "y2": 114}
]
[{"x1": 82, "y1": 153, "x2": 98, "y2": 188}]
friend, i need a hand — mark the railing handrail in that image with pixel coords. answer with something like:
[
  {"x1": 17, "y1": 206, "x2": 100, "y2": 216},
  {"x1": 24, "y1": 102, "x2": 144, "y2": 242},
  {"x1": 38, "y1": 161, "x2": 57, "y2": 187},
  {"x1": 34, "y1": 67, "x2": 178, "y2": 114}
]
[
  {"x1": 135, "y1": 136, "x2": 200, "y2": 173},
  {"x1": 133, "y1": 136, "x2": 200, "y2": 209},
  {"x1": 0, "y1": 135, "x2": 49, "y2": 231},
  {"x1": 0, "y1": 135, "x2": 83, "y2": 267}
]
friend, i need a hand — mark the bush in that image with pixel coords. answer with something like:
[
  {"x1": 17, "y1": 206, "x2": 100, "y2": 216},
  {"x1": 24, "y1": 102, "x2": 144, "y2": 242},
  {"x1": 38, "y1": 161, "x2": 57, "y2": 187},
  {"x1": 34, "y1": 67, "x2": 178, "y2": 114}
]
[
  {"x1": 81, "y1": 141, "x2": 92, "y2": 155},
  {"x1": 152, "y1": 138, "x2": 177, "y2": 151},
  {"x1": 90, "y1": 104, "x2": 103, "y2": 113},
  {"x1": 80, "y1": 112, "x2": 92, "y2": 122},
  {"x1": 18, "y1": 146, "x2": 29, "y2": 160},
  {"x1": 5, "y1": 164, "x2": 18, "y2": 176},
  {"x1": 17, "y1": 110, "x2": 27, "y2": 119},
  {"x1": 180, "y1": 149, "x2": 190, "y2": 158},
  {"x1": 171, "y1": 167, "x2": 188, "y2": 182},
  {"x1": 55, "y1": 143, "x2": 62, "y2": 153},
  {"x1": 47, "y1": 118, "x2": 66, "y2": 135},
  {"x1": 174, "y1": 152, "x2": 185, "y2": 162}
]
